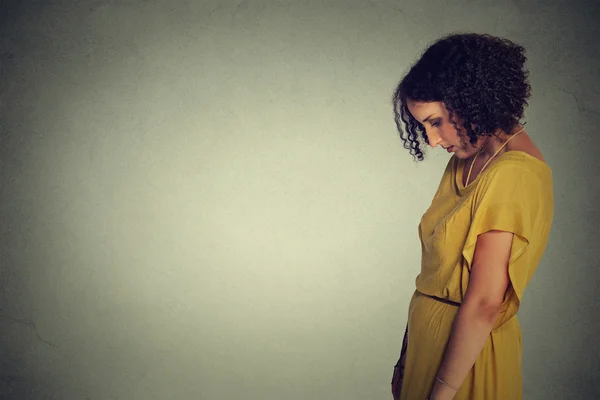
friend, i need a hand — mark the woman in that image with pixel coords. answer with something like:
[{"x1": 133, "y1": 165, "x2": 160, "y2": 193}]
[{"x1": 389, "y1": 33, "x2": 554, "y2": 400}]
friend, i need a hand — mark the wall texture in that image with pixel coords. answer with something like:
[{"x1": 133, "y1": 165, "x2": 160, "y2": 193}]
[{"x1": 1, "y1": 0, "x2": 599, "y2": 399}]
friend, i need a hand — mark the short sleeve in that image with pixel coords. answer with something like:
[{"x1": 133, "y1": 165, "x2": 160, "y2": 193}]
[{"x1": 461, "y1": 164, "x2": 541, "y2": 329}]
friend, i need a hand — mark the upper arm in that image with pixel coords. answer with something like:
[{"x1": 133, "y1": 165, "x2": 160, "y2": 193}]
[{"x1": 463, "y1": 229, "x2": 514, "y2": 313}]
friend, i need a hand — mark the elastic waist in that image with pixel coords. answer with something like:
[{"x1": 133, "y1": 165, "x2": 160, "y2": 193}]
[{"x1": 420, "y1": 292, "x2": 461, "y2": 307}]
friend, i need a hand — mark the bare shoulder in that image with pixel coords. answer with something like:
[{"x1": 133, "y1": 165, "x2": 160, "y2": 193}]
[{"x1": 510, "y1": 132, "x2": 547, "y2": 164}]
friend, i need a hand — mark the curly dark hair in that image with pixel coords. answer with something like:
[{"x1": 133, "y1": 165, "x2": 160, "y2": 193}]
[{"x1": 392, "y1": 33, "x2": 532, "y2": 161}]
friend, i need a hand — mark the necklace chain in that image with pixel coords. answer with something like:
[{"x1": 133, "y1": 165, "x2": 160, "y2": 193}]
[{"x1": 465, "y1": 127, "x2": 525, "y2": 186}]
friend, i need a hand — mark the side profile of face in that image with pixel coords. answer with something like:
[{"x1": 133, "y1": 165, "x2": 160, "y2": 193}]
[{"x1": 406, "y1": 100, "x2": 480, "y2": 159}]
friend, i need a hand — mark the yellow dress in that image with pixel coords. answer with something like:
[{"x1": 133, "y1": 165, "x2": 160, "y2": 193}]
[{"x1": 399, "y1": 151, "x2": 554, "y2": 399}]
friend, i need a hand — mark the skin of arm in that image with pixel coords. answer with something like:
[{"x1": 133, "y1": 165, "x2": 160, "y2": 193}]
[{"x1": 428, "y1": 229, "x2": 514, "y2": 400}]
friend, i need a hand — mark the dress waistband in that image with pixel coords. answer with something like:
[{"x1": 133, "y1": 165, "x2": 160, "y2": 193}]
[{"x1": 420, "y1": 292, "x2": 461, "y2": 307}]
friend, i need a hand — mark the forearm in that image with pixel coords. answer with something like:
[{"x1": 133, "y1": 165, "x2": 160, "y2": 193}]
[{"x1": 429, "y1": 303, "x2": 499, "y2": 400}]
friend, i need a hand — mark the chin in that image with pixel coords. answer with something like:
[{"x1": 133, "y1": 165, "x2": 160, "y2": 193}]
[
  {"x1": 448, "y1": 149, "x2": 463, "y2": 158},
  {"x1": 451, "y1": 147, "x2": 473, "y2": 159}
]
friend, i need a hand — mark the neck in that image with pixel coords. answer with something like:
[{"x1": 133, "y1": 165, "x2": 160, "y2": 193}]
[{"x1": 477, "y1": 125, "x2": 523, "y2": 158}]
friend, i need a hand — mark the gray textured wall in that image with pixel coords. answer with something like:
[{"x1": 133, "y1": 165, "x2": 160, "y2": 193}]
[{"x1": 1, "y1": 1, "x2": 599, "y2": 399}]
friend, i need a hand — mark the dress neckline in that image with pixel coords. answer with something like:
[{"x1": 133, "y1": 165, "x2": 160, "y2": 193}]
[{"x1": 455, "y1": 150, "x2": 550, "y2": 190}]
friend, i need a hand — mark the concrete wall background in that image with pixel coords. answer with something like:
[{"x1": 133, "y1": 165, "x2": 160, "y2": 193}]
[{"x1": 1, "y1": 0, "x2": 599, "y2": 399}]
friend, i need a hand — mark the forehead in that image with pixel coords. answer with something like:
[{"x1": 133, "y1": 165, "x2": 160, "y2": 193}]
[{"x1": 407, "y1": 100, "x2": 445, "y2": 116}]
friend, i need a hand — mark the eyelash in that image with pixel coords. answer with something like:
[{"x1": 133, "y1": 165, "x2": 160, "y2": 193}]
[{"x1": 431, "y1": 121, "x2": 441, "y2": 127}]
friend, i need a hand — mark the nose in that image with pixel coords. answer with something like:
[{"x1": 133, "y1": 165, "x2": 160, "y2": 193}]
[{"x1": 427, "y1": 130, "x2": 442, "y2": 148}]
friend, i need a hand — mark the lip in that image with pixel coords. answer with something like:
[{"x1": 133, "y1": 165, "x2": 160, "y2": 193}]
[{"x1": 445, "y1": 146, "x2": 454, "y2": 152}]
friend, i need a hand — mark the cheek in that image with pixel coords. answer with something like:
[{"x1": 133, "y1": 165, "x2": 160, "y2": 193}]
[
  {"x1": 445, "y1": 128, "x2": 468, "y2": 149},
  {"x1": 440, "y1": 126, "x2": 459, "y2": 142}
]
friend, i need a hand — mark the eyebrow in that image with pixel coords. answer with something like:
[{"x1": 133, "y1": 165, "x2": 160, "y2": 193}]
[{"x1": 422, "y1": 114, "x2": 437, "y2": 123}]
